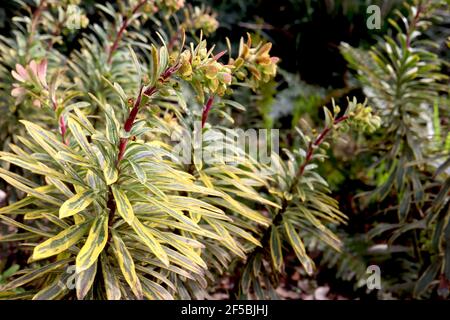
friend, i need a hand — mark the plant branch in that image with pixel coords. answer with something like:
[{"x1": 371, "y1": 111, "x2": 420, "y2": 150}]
[
  {"x1": 29, "y1": 0, "x2": 47, "y2": 44},
  {"x1": 107, "y1": 0, "x2": 148, "y2": 64},
  {"x1": 236, "y1": 114, "x2": 351, "y2": 295},
  {"x1": 201, "y1": 95, "x2": 215, "y2": 128},
  {"x1": 406, "y1": 2, "x2": 426, "y2": 48}
]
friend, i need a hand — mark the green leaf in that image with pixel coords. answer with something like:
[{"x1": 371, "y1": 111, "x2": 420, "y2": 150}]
[
  {"x1": 101, "y1": 254, "x2": 121, "y2": 300},
  {"x1": 76, "y1": 259, "x2": 97, "y2": 300},
  {"x1": 111, "y1": 232, "x2": 143, "y2": 299},
  {"x1": 270, "y1": 227, "x2": 283, "y2": 272},
  {"x1": 0, "y1": 258, "x2": 72, "y2": 291},
  {"x1": 32, "y1": 274, "x2": 70, "y2": 300},
  {"x1": 414, "y1": 258, "x2": 441, "y2": 298},
  {"x1": 111, "y1": 185, "x2": 135, "y2": 224},
  {"x1": 59, "y1": 190, "x2": 95, "y2": 219},
  {"x1": 284, "y1": 220, "x2": 314, "y2": 275},
  {"x1": 129, "y1": 160, "x2": 146, "y2": 183},
  {"x1": 140, "y1": 276, "x2": 174, "y2": 300},
  {"x1": 103, "y1": 159, "x2": 118, "y2": 185},
  {"x1": 0, "y1": 173, "x2": 62, "y2": 206},
  {"x1": 32, "y1": 221, "x2": 91, "y2": 261},
  {"x1": 131, "y1": 219, "x2": 169, "y2": 267},
  {"x1": 67, "y1": 117, "x2": 95, "y2": 160},
  {"x1": 76, "y1": 214, "x2": 109, "y2": 273}
]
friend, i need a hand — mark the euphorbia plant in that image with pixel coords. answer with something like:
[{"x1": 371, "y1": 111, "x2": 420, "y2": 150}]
[{"x1": 0, "y1": 0, "x2": 381, "y2": 301}]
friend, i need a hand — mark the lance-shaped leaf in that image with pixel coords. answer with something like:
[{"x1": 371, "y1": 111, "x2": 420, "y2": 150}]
[
  {"x1": 131, "y1": 218, "x2": 169, "y2": 267},
  {"x1": 284, "y1": 220, "x2": 314, "y2": 275},
  {"x1": 111, "y1": 231, "x2": 143, "y2": 299},
  {"x1": 67, "y1": 117, "x2": 96, "y2": 159},
  {"x1": 101, "y1": 253, "x2": 121, "y2": 300},
  {"x1": 270, "y1": 226, "x2": 283, "y2": 272},
  {"x1": 0, "y1": 258, "x2": 72, "y2": 291},
  {"x1": 111, "y1": 185, "x2": 134, "y2": 224},
  {"x1": 76, "y1": 260, "x2": 97, "y2": 300},
  {"x1": 32, "y1": 273, "x2": 70, "y2": 300},
  {"x1": 32, "y1": 221, "x2": 91, "y2": 261},
  {"x1": 60, "y1": 190, "x2": 95, "y2": 219},
  {"x1": 0, "y1": 173, "x2": 61, "y2": 206},
  {"x1": 76, "y1": 214, "x2": 108, "y2": 273}
]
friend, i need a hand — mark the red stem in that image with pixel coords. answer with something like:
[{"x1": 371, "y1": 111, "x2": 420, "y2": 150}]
[
  {"x1": 406, "y1": 3, "x2": 425, "y2": 48},
  {"x1": 201, "y1": 95, "x2": 215, "y2": 128},
  {"x1": 59, "y1": 115, "x2": 67, "y2": 145},
  {"x1": 107, "y1": 0, "x2": 148, "y2": 64},
  {"x1": 293, "y1": 115, "x2": 348, "y2": 189},
  {"x1": 117, "y1": 63, "x2": 180, "y2": 163},
  {"x1": 29, "y1": 0, "x2": 47, "y2": 41}
]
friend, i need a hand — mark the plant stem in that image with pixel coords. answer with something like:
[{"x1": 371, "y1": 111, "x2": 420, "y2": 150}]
[
  {"x1": 235, "y1": 114, "x2": 350, "y2": 295},
  {"x1": 290, "y1": 115, "x2": 348, "y2": 193},
  {"x1": 106, "y1": 64, "x2": 180, "y2": 235},
  {"x1": 406, "y1": 2, "x2": 426, "y2": 48},
  {"x1": 201, "y1": 95, "x2": 215, "y2": 128},
  {"x1": 29, "y1": 0, "x2": 47, "y2": 43},
  {"x1": 107, "y1": 0, "x2": 148, "y2": 65}
]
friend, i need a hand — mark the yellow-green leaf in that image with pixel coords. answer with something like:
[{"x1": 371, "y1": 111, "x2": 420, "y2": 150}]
[
  {"x1": 103, "y1": 159, "x2": 118, "y2": 185},
  {"x1": 32, "y1": 221, "x2": 91, "y2": 261},
  {"x1": 32, "y1": 274, "x2": 69, "y2": 300},
  {"x1": 284, "y1": 221, "x2": 314, "y2": 275},
  {"x1": 0, "y1": 258, "x2": 72, "y2": 291},
  {"x1": 111, "y1": 185, "x2": 134, "y2": 224},
  {"x1": 67, "y1": 117, "x2": 95, "y2": 159},
  {"x1": 59, "y1": 190, "x2": 95, "y2": 219},
  {"x1": 0, "y1": 173, "x2": 61, "y2": 206},
  {"x1": 111, "y1": 231, "x2": 143, "y2": 299},
  {"x1": 131, "y1": 219, "x2": 169, "y2": 267},
  {"x1": 76, "y1": 260, "x2": 97, "y2": 300},
  {"x1": 270, "y1": 227, "x2": 283, "y2": 272},
  {"x1": 101, "y1": 253, "x2": 121, "y2": 300},
  {"x1": 76, "y1": 214, "x2": 108, "y2": 273}
]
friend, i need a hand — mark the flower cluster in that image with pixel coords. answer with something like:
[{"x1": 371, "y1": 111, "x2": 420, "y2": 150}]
[
  {"x1": 337, "y1": 98, "x2": 382, "y2": 133},
  {"x1": 11, "y1": 60, "x2": 48, "y2": 108},
  {"x1": 176, "y1": 41, "x2": 233, "y2": 101},
  {"x1": 143, "y1": 0, "x2": 185, "y2": 15},
  {"x1": 182, "y1": 6, "x2": 219, "y2": 36},
  {"x1": 230, "y1": 35, "x2": 280, "y2": 90}
]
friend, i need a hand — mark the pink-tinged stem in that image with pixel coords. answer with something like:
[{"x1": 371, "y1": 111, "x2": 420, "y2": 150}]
[
  {"x1": 117, "y1": 137, "x2": 128, "y2": 163},
  {"x1": 293, "y1": 115, "x2": 348, "y2": 189},
  {"x1": 117, "y1": 87, "x2": 144, "y2": 162},
  {"x1": 59, "y1": 115, "x2": 68, "y2": 145},
  {"x1": 107, "y1": 0, "x2": 148, "y2": 65},
  {"x1": 124, "y1": 88, "x2": 143, "y2": 132},
  {"x1": 29, "y1": 0, "x2": 47, "y2": 41},
  {"x1": 117, "y1": 64, "x2": 181, "y2": 163},
  {"x1": 406, "y1": 4, "x2": 425, "y2": 48},
  {"x1": 201, "y1": 95, "x2": 215, "y2": 128},
  {"x1": 51, "y1": 96, "x2": 68, "y2": 145}
]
